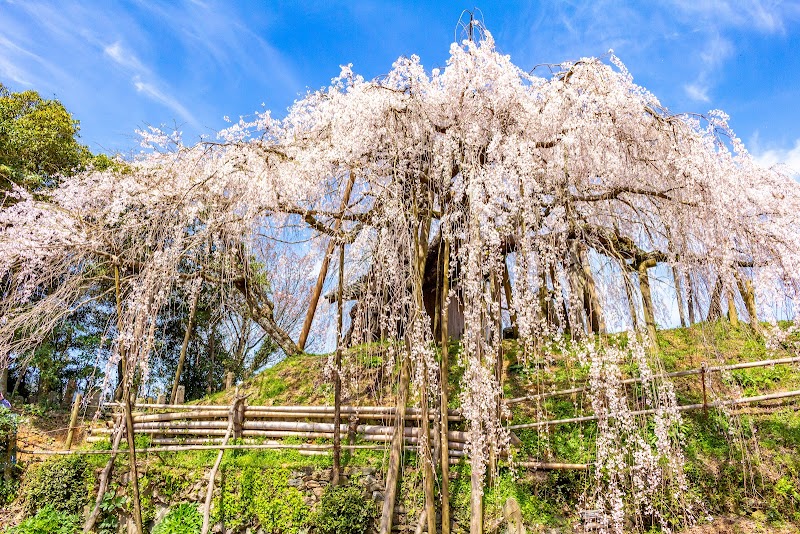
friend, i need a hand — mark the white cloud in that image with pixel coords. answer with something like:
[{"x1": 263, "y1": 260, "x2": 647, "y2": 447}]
[
  {"x1": 751, "y1": 137, "x2": 800, "y2": 178},
  {"x1": 684, "y1": 83, "x2": 710, "y2": 102},
  {"x1": 104, "y1": 41, "x2": 145, "y2": 72},
  {"x1": 670, "y1": 0, "x2": 797, "y2": 34},
  {"x1": 133, "y1": 76, "x2": 197, "y2": 127}
]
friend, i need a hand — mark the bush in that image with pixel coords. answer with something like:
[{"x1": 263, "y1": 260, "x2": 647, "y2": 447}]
[
  {"x1": 5, "y1": 504, "x2": 79, "y2": 534},
  {"x1": 20, "y1": 455, "x2": 91, "y2": 516},
  {"x1": 308, "y1": 485, "x2": 377, "y2": 534},
  {"x1": 152, "y1": 503, "x2": 202, "y2": 534},
  {"x1": 215, "y1": 466, "x2": 309, "y2": 534}
]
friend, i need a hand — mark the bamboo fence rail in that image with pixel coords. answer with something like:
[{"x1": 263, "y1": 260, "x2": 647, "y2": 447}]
[{"x1": 507, "y1": 355, "x2": 800, "y2": 404}]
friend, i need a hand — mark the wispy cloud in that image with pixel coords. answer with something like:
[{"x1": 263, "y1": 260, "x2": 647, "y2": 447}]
[
  {"x1": 669, "y1": 0, "x2": 798, "y2": 34},
  {"x1": 752, "y1": 138, "x2": 800, "y2": 178},
  {"x1": 103, "y1": 40, "x2": 199, "y2": 127},
  {"x1": 684, "y1": 83, "x2": 710, "y2": 102},
  {"x1": 104, "y1": 41, "x2": 146, "y2": 72},
  {"x1": 132, "y1": 76, "x2": 196, "y2": 126}
]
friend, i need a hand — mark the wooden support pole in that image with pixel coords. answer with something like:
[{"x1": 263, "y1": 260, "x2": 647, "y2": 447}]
[
  {"x1": 333, "y1": 242, "x2": 344, "y2": 486},
  {"x1": 202, "y1": 398, "x2": 239, "y2": 534},
  {"x1": 440, "y1": 239, "x2": 451, "y2": 534},
  {"x1": 65, "y1": 393, "x2": 82, "y2": 449},
  {"x1": 673, "y1": 265, "x2": 687, "y2": 328},
  {"x1": 298, "y1": 172, "x2": 356, "y2": 351},
  {"x1": 83, "y1": 416, "x2": 125, "y2": 533},
  {"x1": 379, "y1": 354, "x2": 410, "y2": 534},
  {"x1": 171, "y1": 280, "x2": 201, "y2": 404}
]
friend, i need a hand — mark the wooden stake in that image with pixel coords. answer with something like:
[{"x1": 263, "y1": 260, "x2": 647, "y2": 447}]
[
  {"x1": 171, "y1": 279, "x2": 201, "y2": 404},
  {"x1": 440, "y1": 239, "x2": 451, "y2": 534},
  {"x1": 332, "y1": 242, "x2": 344, "y2": 486},
  {"x1": 83, "y1": 416, "x2": 124, "y2": 533},
  {"x1": 65, "y1": 393, "x2": 82, "y2": 449},
  {"x1": 379, "y1": 353, "x2": 410, "y2": 534},
  {"x1": 298, "y1": 172, "x2": 356, "y2": 351},
  {"x1": 201, "y1": 397, "x2": 239, "y2": 534}
]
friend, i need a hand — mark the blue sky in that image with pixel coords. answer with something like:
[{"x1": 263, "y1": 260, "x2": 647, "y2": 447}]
[{"x1": 2, "y1": 0, "x2": 800, "y2": 174}]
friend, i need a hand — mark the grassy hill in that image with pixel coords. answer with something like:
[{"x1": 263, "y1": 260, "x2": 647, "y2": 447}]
[{"x1": 3, "y1": 322, "x2": 800, "y2": 533}]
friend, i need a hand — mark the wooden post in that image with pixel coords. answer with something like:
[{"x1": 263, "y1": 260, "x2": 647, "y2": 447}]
[
  {"x1": 332, "y1": 242, "x2": 344, "y2": 486},
  {"x1": 378, "y1": 354, "x2": 410, "y2": 534},
  {"x1": 439, "y1": 239, "x2": 451, "y2": 534},
  {"x1": 175, "y1": 386, "x2": 185, "y2": 405},
  {"x1": 673, "y1": 265, "x2": 688, "y2": 328},
  {"x1": 63, "y1": 379, "x2": 76, "y2": 409},
  {"x1": 700, "y1": 363, "x2": 708, "y2": 417},
  {"x1": 225, "y1": 372, "x2": 234, "y2": 390},
  {"x1": 171, "y1": 280, "x2": 201, "y2": 404},
  {"x1": 298, "y1": 172, "x2": 356, "y2": 351},
  {"x1": 65, "y1": 393, "x2": 82, "y2": 449}
]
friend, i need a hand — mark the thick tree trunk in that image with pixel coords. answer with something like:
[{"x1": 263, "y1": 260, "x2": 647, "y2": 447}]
[
  {"x1": 378, "y1": 354, "x2": 410, "y2": 534},
  {"x1": 685, "y1": 272, "x2": 696, "y2": 325},
  {"x1": 707, "y1": 276, "x2": 724, "y2": 321},
  {"x1": 727, "y1": 288, "x2": 739, "y2": 326},
  {"x1": 735, "y1": 272, "x2": 760, "y2": 333},
  {"x1": 171, "y1": 281, "x2": 201, "y2": 404},
  {"x1": 637, "y1": 259, "x2": 658, "y2": 344},
  {"x1": 234, "y1": 275, "x2": 299, "y2": 358}
]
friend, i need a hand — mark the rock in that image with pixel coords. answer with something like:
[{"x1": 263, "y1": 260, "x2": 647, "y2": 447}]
[
  {"x1": 288, "y1": 478, "x2": 303, "y2": 488},
  {"x1": 372, "y1": 490, "x2": 384, "y2": 501}
]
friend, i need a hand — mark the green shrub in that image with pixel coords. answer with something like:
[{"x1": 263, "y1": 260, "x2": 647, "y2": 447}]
[
  {"x1": 5, "y1": 504, "x2": 79, "y2": 534},
  {"x1": 20, "y1": 455, "x2": 91, "y2": 516},
  {"x1": 152, "y1": 503, "x2": 202, "y2": 534},
  {"x1": 308, "y1": 485, "x2": 377, "y2": 534},
  {"x1": 252, "y1": 468, "x2": 308, "y2": 534},
  {"x1": 215, "y1": 466, "x2": 309, "y2": 534}
]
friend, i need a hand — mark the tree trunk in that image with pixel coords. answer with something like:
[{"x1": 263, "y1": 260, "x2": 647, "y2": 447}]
[
  {"x1": 735, "y1": 271, "x2": 760, "y2": 333},
  {"x1": 707, "y1": 276, "x2": 724, "y2": 321},
  {"x1": 727, "y1": 288, "x2": 739, "y2": 326},
  {"x1": 623, "y1": 269, "x2": 639, "y2": 331},
  {"x1": 578, "y1": 243, "x2": 605, "y2": 334},
  {"x1": 637, "y1": 259, "x2": 658, "y2": 344},
  {"x1": 686, "y1": 272, "x2": 696, "y2": 325},
  {"x1": 171, "y1": 281, "x2": 201, "y2": 404}
]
